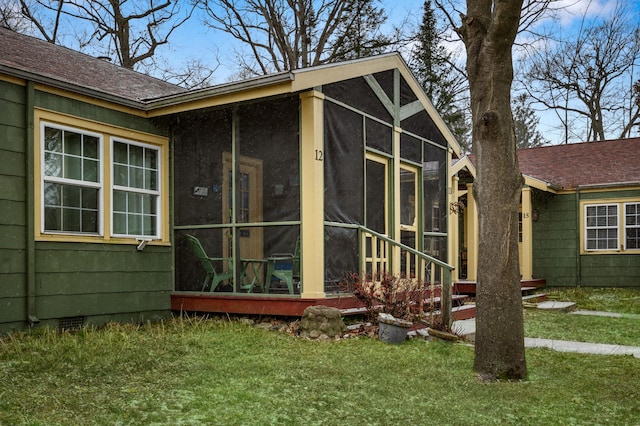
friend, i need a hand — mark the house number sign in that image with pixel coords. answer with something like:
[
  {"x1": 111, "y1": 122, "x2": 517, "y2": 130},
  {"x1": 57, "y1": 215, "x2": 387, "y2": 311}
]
[{"x1": 315, "y1": 149, "x2": 324, "y2": 161}]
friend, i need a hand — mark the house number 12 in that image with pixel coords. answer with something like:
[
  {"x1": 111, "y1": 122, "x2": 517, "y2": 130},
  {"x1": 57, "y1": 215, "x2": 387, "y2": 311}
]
[{"x1": 315, "y1": 149, "x2": 324, "y2": 161}]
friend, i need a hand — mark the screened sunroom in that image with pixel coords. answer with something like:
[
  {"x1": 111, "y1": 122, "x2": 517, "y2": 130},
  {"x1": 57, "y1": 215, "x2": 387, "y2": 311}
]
[{"x1": 164, "y1": 54, "x2": 460, "y2": 315}]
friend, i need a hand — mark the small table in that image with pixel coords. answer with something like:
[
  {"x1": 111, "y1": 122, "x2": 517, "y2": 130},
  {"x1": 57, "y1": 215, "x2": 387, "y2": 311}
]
[{"x1": 238, "y1": 258, "x2": 268, "y2": 293}]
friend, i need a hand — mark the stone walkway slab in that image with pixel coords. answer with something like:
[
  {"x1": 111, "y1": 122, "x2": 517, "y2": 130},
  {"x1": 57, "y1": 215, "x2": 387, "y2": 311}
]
[
  {"x1": 525, "y1": 337, "x2": 640, "y2": 358},
  {"x1": 451, "y1": 318, "x2": 640, "y2": 357},
  {"x1": 537, "y1": 301, "x2": 577, "y2": 312}
]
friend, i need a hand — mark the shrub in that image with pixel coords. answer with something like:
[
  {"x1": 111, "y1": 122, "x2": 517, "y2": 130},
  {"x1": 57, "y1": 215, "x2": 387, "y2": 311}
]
[{"x1": 339, "y1": 272, "x2": 432, "y2": 324}]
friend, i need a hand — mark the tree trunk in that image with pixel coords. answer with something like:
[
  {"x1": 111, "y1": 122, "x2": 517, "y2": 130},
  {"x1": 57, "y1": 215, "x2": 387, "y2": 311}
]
[{"x1": 459, "y1": 1, "x2": 527, "y2": 381}]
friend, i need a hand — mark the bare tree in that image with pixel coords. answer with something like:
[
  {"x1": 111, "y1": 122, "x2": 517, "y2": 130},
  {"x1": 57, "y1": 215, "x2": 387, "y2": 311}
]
[
  {"x1": 200, "y1": 0, "x2": 400, "y2": 75},
  {"x1": 19, "y1": 0, "x2": 196, "y2": 71},
  {"x1": 17, "y1": 0, "x2": 66, "y2": 42},
  {"x1": 1, "y1": 0, "x2": 28, "y2": 31},
  {"x1": 526, "y1": 4, "x2": 640, "y2": 142}
]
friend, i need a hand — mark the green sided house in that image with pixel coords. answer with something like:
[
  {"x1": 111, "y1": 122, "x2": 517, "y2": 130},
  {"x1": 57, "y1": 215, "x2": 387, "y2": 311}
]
[
  {"x1": 0, "y1": 27, "x2": 462, "y2": 333},
  {"x1": 451, "y1": 139, "x2": 640, "y2": 288}
]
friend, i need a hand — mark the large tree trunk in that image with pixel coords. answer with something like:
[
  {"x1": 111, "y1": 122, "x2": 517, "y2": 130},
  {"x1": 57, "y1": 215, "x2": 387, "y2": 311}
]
[{"x1": 459, "y1": 1, "x2": 527, "y2": 381}]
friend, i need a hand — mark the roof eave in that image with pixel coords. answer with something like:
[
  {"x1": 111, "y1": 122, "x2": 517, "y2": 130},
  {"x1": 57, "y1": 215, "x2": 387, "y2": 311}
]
[
  {"x1": 0, "y1": 64, "x2": 147, "y2": 110},
  {"x1": 143, "y1": 72, "x2": 295, "y2": 110},
  {"x1": 577, "y1": 181, "x2": 640, "y2": 190},
  {"x1": 523, "y1": 175, "x2": 561, "y2": 192}
]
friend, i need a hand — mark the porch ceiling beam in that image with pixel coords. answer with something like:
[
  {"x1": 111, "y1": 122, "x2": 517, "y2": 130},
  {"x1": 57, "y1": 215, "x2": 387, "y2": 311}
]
[{"x1": 363, "y1": 75, "x2": 395, "y2": 117}]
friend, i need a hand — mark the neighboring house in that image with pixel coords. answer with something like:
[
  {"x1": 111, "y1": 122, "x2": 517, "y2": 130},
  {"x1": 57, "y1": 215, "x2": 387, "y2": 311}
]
[
  {"x1": 452, "y1": 139, "x2": 640, "y2": 287},
  {"x1": 0, "y1": 28, "x2": 461, "y2": 333}
]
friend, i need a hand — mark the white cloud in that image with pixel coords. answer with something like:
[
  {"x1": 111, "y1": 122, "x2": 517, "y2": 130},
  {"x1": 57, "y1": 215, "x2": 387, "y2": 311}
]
[{"x1": 552, "y1": 0, "x2": 620, "y2": 26}]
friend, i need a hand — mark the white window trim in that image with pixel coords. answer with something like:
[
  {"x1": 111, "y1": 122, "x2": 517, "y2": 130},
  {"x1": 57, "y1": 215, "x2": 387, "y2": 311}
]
[
  {"x1": 110, "y1": 137, "x2": 162, "y2": 239},
  {"x1": 35, "y1": 109, "x2": 170, "y2": 245},
  {"x1": 623, "y1": 202, "x2": 640, "y2": 251},
  {"x1": 584, "y1": 203, "x2": 618, "y2": 252},
  {"x1": 40, "y1": 121, "x2": 105, "y2": 236},
  {"x1": 582, "y1": 200, "x2": 640, "y2": 254}
]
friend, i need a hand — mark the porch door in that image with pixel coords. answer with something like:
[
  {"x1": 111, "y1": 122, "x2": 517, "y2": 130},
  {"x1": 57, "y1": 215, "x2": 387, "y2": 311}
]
[
  {"x1": 365, "y1": 154, "x2": 389, "y2": 276},
  {"x1": 400, "y1": 164, "x2": 419, "y2": 277},
  {"x1": 222, "y1": 152, "x2": 264, "y2": 264}
]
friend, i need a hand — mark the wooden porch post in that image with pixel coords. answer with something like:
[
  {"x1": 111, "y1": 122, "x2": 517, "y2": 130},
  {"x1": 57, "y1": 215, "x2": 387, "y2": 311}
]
[
  {"x1": 450, "y1": 174, "x2": 460, "y2": 282},
  {"x1": 466, "y1": 183, "x2": 478, "y2": 281},
  {"x1": 391, "y1": 126, "x2": 402, "y2": 276},
  {"x1": 521, "y1": 186, "x2": 533, "y2": 280},
  {"x1": 299, "y1": 90, "x2": 326, "y2": 298}
]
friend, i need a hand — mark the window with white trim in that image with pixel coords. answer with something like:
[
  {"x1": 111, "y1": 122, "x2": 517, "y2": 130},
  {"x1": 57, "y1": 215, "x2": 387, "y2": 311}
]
[
  {"x1": 42, "y1": 124, "x2": 102, "y2": 234},
  {"x1": 112, "y1": 140, "x2": 160, "y2": 238},
  {"x1": 583, "y1": 201, "x2": 640, "y2": 252},
  {"x1": 625, "y1": 203, "x2": 640, "y2": 250},
  {"x1": 585, "y1": 204, "x2": 618, "y2": 250},
  {"x1": 40, "y1": 120, "x2": 164, "y2": 241}
]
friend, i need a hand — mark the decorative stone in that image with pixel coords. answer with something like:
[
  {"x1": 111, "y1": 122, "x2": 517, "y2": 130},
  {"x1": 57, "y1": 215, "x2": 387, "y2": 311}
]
[{"x1": 300, "y1": 305, "x2": 347, "y2": 339}]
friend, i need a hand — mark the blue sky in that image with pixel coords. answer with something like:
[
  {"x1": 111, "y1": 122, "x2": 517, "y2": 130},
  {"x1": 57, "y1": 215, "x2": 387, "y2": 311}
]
[{"x1": 165, "y1": 0, "x2": 640, "y2": 144}]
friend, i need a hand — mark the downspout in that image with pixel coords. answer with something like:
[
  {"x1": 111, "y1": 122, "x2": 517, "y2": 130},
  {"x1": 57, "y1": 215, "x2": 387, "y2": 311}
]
[
  {"x1": 575, "y1": 187, "x2": 582, "y2": 287},
  {"x1": 25, "y1": 81, "x2": 39, "y2": 325}
]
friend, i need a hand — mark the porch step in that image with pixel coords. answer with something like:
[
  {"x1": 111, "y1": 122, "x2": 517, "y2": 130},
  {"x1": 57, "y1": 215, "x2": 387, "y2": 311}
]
[
  {"x1": 454, "y1": 279, "x2": 547, "y2": 297},
  {"x1": 522, "y1": 293, "x2": 547, "y2": 303}
]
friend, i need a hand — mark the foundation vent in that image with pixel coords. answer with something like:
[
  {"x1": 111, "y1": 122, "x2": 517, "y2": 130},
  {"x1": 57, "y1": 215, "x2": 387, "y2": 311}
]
[{"x1": 58, "y1": 316, "x2": 86, "y2": 332}]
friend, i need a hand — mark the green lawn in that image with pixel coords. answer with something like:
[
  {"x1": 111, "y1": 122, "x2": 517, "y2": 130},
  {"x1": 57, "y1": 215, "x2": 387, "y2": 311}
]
[
  {"x1": 1, "y1": 288, "x2": 639, "y2": 425},
  {"x1": 524, "y1": 287, "x2": 640, "y2": 346}
]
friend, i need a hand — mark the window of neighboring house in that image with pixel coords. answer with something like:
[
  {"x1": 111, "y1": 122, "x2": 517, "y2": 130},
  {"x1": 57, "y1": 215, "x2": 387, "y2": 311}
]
[
  {"x1": 583, "y1": 201, "x2": 640, "y2": 252},
  {"x1": 112, "y1": 140, "x2": 160, "y2": 238},
  {"x1": 625, "y1": 202, "x2": 640, "y2": 250},
  {"x1": 43, "y1": 125, "x2": 102, "y2": 234},
  {"x1": 585, "y1": 204, "x2": 619, "y2": 250},
  {"x1": 39, "y1": 117, "x2": 166, "y2": 242}
]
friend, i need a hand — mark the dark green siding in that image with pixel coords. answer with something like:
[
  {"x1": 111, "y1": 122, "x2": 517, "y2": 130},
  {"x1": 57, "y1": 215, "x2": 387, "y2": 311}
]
[
  {"x1": 0, "y1": 79, "x2": 173, "y2": 333},
  {"x1": 532, "y1": 193, "x2": 578, "y2": 286},
  {"x1": 533, "y1": 190, "x2": 640, "y2": 288},
  {"x1": 35, "y1": 91, "x2": 163, "y2": 135},
  {"x1": 0, "y1": 80, "x2": 28, "y2": 333},
  {"x1": 34, "y1": 243, "x2": 172, "y2": 319}
]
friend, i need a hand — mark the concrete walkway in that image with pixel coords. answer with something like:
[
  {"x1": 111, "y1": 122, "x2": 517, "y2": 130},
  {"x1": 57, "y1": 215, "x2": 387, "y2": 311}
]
[{"x1": 452, "y1": 316, "x2": 640, "y2": 358}]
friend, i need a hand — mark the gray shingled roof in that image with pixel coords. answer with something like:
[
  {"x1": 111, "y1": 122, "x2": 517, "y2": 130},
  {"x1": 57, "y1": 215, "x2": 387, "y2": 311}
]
[{"x1": 0, "y1": 27, "x2": 185, "y2": 102}]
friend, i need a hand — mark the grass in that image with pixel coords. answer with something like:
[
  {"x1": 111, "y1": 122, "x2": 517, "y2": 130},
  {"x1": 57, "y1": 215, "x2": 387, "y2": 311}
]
[
  {"x1": 524, "y1": 287, "x2": 640, "y2": 345},
  {"x1": 0, "y1": 288, "x2": 639, "y2": 425}
]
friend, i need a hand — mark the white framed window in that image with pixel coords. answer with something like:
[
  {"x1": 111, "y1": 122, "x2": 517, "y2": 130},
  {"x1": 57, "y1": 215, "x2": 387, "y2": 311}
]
[
  {"x1": 42, "y1": 123, "x2": 103, "y2": 235},
  {"x1": 583, "y1": 201, "x2": 640, "y2": 253},
  {"x1": 37, "y1": 111, "x2": 169, "y2": 244},
  {"x1": 585, "y1": 204, "x2": 618, "y2": 251},
  {"x1": 625, "y1": 203, "x2": 640, "y2": 250},
  {"x1": 112, "y1": 139, "x2": 161, "y2": 238}
]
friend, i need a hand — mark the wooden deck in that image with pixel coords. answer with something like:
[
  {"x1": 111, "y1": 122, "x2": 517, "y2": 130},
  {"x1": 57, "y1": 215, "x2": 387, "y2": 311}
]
[
  {"x1": 171, "y1": 292, "x2": 364, "y2": 317},
  {"x1": 171, "y1": 288, "x2": 477, "y2": 321}
]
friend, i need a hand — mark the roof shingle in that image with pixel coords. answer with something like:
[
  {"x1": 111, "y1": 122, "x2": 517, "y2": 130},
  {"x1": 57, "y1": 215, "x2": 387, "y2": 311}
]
[
  {"x1": 0, "y1": 27, "x2": 185, "y2": 102},
  {"x1": 517, "y1": 138, "x2": 640, "y2": 190}
]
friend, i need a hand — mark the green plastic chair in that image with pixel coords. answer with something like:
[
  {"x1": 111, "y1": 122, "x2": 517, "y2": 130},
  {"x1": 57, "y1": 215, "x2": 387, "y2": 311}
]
[
  {"x1": 184, "y1": 234, "x2": 234, "y2": 292},
  {"x1": 265, "y1": 238, "x2": 300, "y2": 294}
]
